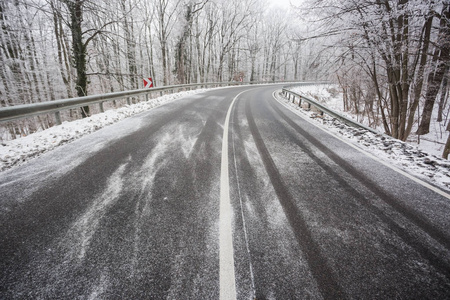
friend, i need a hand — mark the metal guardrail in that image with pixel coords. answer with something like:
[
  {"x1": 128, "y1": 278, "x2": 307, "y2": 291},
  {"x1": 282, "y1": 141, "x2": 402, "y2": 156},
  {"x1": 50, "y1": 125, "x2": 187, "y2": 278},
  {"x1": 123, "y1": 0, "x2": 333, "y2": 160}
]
[
  {"x1": 0, "y1": 81, "x2": 288, "y2": 125},
  {"x1": 281, "y1": 87, "x2": 380, "y2": 135}
]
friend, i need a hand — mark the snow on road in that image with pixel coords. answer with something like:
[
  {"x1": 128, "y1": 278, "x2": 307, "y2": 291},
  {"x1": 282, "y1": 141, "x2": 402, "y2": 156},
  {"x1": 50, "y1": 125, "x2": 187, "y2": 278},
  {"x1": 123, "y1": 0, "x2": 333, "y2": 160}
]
[{"x1": 0, "y1": 89, "x2": 209, "y2": 172}]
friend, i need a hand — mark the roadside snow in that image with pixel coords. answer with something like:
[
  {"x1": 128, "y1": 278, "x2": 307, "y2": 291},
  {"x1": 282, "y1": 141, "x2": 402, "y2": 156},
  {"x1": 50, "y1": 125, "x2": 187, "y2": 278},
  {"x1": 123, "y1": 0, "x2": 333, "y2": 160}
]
[
  {"x1": 0, "y1": 89, "x2": 208, "y2": 172},
  {"x1": 289, "y1": 84, "x2": 450, "y2": 158},
  {"x1": 279, "y1": 86, "x2": 450, "y2": 192}
]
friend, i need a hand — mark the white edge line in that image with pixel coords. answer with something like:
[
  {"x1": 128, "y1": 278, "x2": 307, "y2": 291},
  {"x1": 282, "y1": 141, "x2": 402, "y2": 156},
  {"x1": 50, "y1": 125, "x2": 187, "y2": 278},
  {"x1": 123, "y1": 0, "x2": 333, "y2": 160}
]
[{"x1": 272, "y1": 90, "x2": 450, "y2": 200}]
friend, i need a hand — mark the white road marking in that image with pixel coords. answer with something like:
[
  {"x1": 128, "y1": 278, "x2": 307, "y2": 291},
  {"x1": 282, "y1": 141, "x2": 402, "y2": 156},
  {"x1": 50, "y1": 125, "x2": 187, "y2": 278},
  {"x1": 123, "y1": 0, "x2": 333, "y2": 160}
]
[
  {"x1": 273, "y1": 91, "x2": 450, "y2": 200},
  {"x1": 220, "y1": 89, "x2": 252, "y2": 300}
]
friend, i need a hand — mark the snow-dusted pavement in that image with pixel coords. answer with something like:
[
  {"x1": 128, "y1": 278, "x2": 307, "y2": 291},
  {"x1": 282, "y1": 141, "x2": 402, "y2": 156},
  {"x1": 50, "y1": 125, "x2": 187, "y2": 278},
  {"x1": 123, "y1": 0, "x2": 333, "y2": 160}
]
[
  {"x1": 0, "y1": 88, "x2": 211, "y2": 172},
  {"x1": 1, "y1": 85, "x2": 450, "y2": 298}
]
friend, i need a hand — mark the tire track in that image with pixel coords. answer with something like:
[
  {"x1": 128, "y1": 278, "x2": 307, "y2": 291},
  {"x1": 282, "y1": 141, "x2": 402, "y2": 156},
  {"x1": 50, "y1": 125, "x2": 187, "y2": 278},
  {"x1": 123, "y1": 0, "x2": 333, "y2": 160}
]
[
  {"x1": 190, "y1": 96, "x2": 232, "y2": 160},
  {"x1": 232, "y1": 99, "x2": 320, "y2": 299},
  {"x1": 267, "y1": 97, "x2": 450, "y2": 280},
  {"x1": 245, "y1": 99, "x2": 347, "y2": 299}
]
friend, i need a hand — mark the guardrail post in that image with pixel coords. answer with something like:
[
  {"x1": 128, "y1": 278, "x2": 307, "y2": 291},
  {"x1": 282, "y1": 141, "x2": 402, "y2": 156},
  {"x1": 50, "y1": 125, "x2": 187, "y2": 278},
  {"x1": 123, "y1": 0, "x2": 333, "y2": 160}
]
[
  {"x1": 127, "y1": 97, "x2": 131, "y2": 105},
  {"x1": 145, "y1": 93, "x2": 149, "y2": 102},
  {"x1": 99, "y1": 102, "x2": 105, "y2": 113},
  {"x1": 299, "y1": 96, "x2": 302, "y2": 107},
  {"x1": 55, "y1": 111, "x2": 62, "y2": 125}
]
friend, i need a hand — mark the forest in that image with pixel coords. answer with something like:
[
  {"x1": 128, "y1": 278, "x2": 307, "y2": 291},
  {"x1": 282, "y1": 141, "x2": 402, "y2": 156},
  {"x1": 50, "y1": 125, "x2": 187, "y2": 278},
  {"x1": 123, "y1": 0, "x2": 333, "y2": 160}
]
[
  {"x1": 303, "y1": 0, "x2": 450, "y2": 156},
  {"x1": 0, "y1": 0, "x2": 449, "y2": 156}
]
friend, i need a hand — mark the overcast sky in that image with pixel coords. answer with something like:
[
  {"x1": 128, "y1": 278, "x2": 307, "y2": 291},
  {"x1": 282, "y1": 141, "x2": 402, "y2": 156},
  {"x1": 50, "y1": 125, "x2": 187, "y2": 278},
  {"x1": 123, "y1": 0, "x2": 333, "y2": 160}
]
[{"x1": 267, "y1": 0, "x2": 302, "y2": 9}]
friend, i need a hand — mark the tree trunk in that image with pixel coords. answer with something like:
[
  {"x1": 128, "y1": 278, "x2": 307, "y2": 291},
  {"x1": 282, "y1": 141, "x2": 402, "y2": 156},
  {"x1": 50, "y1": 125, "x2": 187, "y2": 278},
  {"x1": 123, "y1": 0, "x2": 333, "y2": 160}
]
[
  {"x1": 51, "y1": 1, "x2": 73, "y2": 98},
  {"x1": 417, "y1": 3, "x2": 450, "y2": 135},
  {"x1": 398, "y1": 6, "x2": 410, "y2": 141},
  {"x1": 175, "y1": 4, "x2": 194, "y2": 84},
  {"x1": 64, "y1": 0, "x2": 89, "y2": 117},
  {"x1": 404, "y1": 14, "x2": 433, "y2": 138},
  {"x1": 437, "y1": 66, "x2": 449, "y2": 122},
  {"x1": 443, "y1": 121, "x2": 450, "y2": 159},
  {"x1": 121, "y1": 0, "x2": 138, "y2": 90}
]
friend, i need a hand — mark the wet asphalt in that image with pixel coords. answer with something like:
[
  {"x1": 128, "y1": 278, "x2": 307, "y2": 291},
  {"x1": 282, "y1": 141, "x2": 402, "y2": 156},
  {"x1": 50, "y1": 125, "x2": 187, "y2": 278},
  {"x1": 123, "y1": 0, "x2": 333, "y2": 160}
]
[{"x1": 1, "y1": 85, "x2": 450, "y2": 299}]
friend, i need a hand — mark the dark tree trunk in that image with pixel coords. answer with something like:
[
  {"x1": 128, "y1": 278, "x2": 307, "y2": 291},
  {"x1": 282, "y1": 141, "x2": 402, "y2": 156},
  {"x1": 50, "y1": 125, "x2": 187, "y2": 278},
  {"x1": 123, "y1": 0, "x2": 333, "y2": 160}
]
[
  {"x1": 404, "y1": 14, "x2": 433, "y2": 138},
  {"x1": 437, "y1": 65, "x2": 449, "y2": 122},
  {"x1": 443, "y1": 121, "x2": 450, "y2": 159},
  {"x1": 417, "y1": 3, "x2": 450, "y2": 135},
  {"x1": 175, "y1": 4, "x2": 193, "y2": 84},
  {"x1": 64, "y1": 0, "x2": 89, "y2": 117}
]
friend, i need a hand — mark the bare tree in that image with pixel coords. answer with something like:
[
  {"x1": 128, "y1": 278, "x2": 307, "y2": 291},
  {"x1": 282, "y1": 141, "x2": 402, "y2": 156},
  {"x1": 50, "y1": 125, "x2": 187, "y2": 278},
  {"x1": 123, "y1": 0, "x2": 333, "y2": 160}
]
[
  {"x1": 174, "y1": 0, "x2": 208, "y2": 84},
  {"x1": 59, "y1": 0, "x2": 115, "y2": 117},
  {"x1": 417, "y1": 2, "x2": 450, "y2": 135},
  {"x1": 301, "y1": 0, "x2": 444, "y2": 141},
  {"x1": 154, "y1": 0, "x2": 181, "y2": 85}
]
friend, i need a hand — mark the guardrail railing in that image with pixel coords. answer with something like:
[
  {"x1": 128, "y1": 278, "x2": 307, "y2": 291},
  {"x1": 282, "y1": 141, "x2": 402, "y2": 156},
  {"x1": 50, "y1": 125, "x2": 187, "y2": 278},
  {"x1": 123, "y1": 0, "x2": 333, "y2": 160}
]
[
  {"x1": 281, "y1": 87, "x2": 379, "y2": 135},
  {"x1": 0, "y1": 81, "x2": 292, "y2": 125}
]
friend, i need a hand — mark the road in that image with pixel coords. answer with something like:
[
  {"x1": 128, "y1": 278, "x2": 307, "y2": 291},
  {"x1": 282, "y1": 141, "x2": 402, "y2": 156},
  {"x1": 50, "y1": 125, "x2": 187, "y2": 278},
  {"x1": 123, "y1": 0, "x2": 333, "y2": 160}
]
[{"x1": 1, "y1": 85, "x2": 450, "y2": 299}]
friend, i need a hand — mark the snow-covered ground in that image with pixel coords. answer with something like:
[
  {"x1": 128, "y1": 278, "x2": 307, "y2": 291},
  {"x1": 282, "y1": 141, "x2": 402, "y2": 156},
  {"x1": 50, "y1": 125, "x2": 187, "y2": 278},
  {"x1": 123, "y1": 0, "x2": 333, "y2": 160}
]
[
  {"x1": 281, "y1": 85, "x2": 450, "y2": 191},
  {"x1": 0, "y1": 88, "x2": 209, "y2": 172}
]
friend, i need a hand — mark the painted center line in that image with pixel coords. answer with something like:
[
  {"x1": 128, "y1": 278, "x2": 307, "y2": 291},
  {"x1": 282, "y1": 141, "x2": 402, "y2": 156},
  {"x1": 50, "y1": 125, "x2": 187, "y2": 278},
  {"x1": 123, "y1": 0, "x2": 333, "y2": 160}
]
[{"x1": 219, "y1": 90, "x2": 250, "y2": 300}]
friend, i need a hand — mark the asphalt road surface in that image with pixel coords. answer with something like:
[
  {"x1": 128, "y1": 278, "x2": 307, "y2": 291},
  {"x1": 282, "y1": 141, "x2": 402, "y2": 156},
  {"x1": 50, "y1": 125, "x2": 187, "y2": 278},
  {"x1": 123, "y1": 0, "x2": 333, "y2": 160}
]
[{"x1": 1, "y1": 85, "x2": 450, "y2": 299}]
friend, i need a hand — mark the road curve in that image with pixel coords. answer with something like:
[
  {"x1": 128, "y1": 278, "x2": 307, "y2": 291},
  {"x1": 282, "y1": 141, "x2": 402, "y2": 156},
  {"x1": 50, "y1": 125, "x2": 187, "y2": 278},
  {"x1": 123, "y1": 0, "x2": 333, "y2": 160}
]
[{"x1": 1, "y1": 85, "x2": 450, "y2": 299}]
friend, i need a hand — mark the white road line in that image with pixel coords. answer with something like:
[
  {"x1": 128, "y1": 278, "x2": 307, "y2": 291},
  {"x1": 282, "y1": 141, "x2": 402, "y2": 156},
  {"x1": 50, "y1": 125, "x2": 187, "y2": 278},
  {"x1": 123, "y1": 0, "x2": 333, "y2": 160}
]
[
  {"x1": 272, "y1": 91, "x2": 450, "y2": 200},
  {"x1": 220, "y1": 90, "x2": 252, "y2": 300}
]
